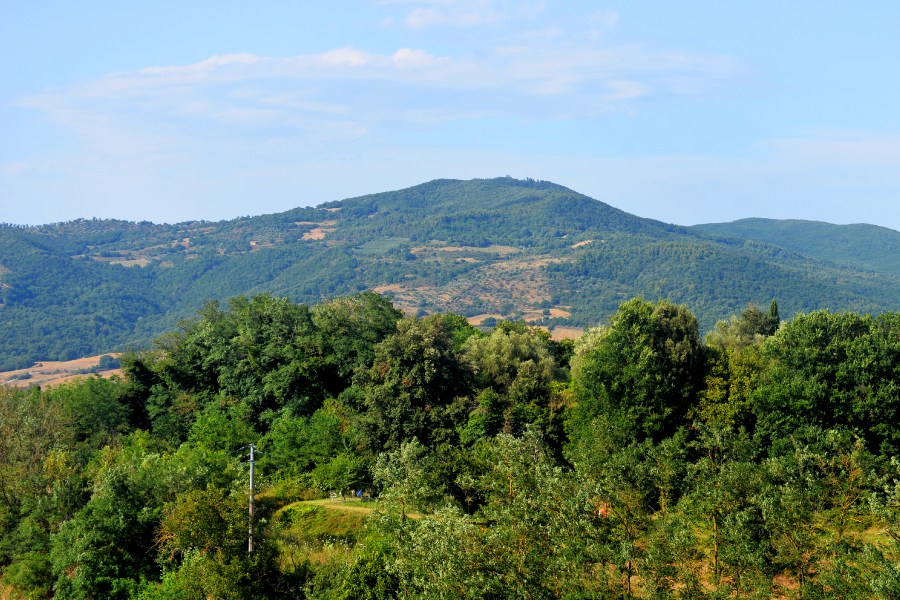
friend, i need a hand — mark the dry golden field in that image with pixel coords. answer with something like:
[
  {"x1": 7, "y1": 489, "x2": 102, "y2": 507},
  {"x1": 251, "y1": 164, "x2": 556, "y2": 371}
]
[{"x1": 0, "y1": 354, "x2": 122, "y2": 388}]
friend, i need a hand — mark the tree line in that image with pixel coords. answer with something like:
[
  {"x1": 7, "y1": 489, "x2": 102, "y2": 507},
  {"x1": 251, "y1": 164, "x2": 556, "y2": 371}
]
[{"x1": 1, "y1": 293, "x2": 899, "y2": 598}]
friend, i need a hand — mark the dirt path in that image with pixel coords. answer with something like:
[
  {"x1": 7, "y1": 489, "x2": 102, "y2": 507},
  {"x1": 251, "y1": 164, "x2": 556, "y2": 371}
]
[
  {"x1": 297, "y1": 497, "x2": 379, "y2": 514},
  {"x1": 292, "y1": 497, "x2": 423, "y2": 519}
]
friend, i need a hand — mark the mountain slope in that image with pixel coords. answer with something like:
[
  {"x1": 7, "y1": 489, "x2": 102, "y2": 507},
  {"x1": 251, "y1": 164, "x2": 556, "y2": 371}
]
[
  {"x1": 2, "y1": 177, "x2": 900, "y2": 370},
  {"x1": 690, "y1": 218, "x2": 900, "y2": 276}
]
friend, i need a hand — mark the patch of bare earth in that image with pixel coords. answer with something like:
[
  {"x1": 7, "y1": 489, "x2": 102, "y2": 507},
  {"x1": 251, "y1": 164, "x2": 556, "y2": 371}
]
[
  {"x1": 571, "y1": 239, "x2": 593, "y2": 249},
  {"x1": 301, "y1": 220, "x2": 339, "y2": 241},
  {"x1": 373, "y1": 284, "x2": 404, "y2": 293},
  {"x1": 391, "y1": 253, "x2": 576, "y2": 320},
  {"x1": 412, "y1": 244, "x2": 521, "y2": 256},
  {"x1": 302, "y1": 228, "x2": 335, "y2": 241},
  {"x1": 249, "y1": 241, "x2": 279, "y2": 251},
  {"x1": 370, "y1": 253, "x2": 579, "y2": 326},
  {"x1": 548, "y1": 326, "x2": 584, "y2": 340},
  {"x1": 448, "y1": 257, "x2": 556, "y2": 306},
  {"x1": 521, "y1": 306, "x2": 573, "y2": 323},
  {"x1": 2, "y1": 582, "x2": 16, "y2": 600}
]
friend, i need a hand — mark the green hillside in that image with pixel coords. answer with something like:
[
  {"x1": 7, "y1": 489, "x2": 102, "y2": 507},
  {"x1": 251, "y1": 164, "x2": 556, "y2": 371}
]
[
  {"x1": 691, "y1": 218, "x2": 900, "y2": 276},
  {"x1": 2, "y1": 177, "x2": 900, "y2": 370}
]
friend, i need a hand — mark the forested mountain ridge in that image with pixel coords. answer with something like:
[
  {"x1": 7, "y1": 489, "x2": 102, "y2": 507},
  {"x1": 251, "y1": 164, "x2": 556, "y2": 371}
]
[
  {"x1": 690, "y1": 218, "x2": 900, "y2": 276},
  {"x1": 2, "y1": 176, "x2": 900, "y2": 370}
]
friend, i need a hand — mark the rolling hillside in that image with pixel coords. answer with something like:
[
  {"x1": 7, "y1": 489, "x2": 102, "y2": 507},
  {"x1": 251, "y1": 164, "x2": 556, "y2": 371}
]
[
  {"x1": 690, "y1": 218, "x2": 900, "y2": 277},
  {"x1": 2, "y1": 177, "x2": 899, "y2": 370}
]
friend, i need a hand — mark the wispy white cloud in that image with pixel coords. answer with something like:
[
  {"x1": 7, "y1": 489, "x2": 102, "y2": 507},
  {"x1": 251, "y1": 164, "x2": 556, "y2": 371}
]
[
  {"x1": 0, "y1": 162, "x2": 28, "y2": 177},
  {"x1": 4, "y1": 8, "x2": 742, "y2": 225},
  {"x1": 602, "y1": 80, "x2": 649, "y2": 102},
  {"x1": 379, "y1": 0, "x2": 546, "y2": 29},
  {"x1": 19, "y1": 38, "x2": 734, "y2": 138},
  {"x1": 591, "y1": 10, "x2": 619, "y2": 28},
  {"x1": 140, "y1": 53, "x2": 261, "y2": 76}
]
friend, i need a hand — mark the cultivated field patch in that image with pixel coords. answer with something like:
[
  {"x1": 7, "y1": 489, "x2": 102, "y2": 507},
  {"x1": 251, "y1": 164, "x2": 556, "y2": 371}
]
[
  {"x1": 467, "y1": 313, "x2": 504, "y2": 326},
  {"x1": 108, "y1": 257, "x2": 151, "y2": 267},
  {"x1": 355, "y1": 237, "x2": 410, "y2": 255},
  {"x1": 0, "y1": 354, "x2": 122, "y2": 388}
]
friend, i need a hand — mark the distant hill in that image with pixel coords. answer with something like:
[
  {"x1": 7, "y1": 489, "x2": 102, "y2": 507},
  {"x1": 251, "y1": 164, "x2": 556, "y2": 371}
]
[
  {"x1": 2, "y1": 177, "x2": 900, "y2": 370},
  {"x1": 690, "y1": 218, "x2": 900, "y2": 277}
]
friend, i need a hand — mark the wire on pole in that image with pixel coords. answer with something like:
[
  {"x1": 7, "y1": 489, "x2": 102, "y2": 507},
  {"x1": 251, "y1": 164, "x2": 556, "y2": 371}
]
[{"x1": 247, "y1": 443, "x2": 256, "y2": 554}]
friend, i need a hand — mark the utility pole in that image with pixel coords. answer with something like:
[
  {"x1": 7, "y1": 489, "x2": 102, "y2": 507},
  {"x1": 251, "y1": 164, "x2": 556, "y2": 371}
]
[{"x1": 247, "y1": 443, "x2": 256, "y2": 554}]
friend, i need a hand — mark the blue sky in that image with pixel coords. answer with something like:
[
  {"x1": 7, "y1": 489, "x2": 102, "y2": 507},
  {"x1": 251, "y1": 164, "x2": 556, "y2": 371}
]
[{"x1": 3, "y1": 1, "x2": 900, "y2": 230}]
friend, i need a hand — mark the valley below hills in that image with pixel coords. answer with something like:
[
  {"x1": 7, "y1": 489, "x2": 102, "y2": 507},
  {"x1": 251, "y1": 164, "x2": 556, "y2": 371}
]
[{"x1": 2, "y1": 176, "x2": 900, "y2": 371}]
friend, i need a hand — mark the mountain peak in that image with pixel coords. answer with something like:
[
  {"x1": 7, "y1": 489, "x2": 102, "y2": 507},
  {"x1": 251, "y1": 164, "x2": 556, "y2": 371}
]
[{"x1": 2, "y1": 177, "x2": 900, "y2": 370}]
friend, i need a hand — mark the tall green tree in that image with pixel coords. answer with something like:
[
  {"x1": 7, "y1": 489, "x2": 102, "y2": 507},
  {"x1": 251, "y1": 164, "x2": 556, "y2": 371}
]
[
  {"x1": 357, "y1": 314, "x2": 474, "y2": 452},
  {"x1": 698, "y1": 306, "x2": 774, "y2": 429},
  {"x1": 461, "y1": 324, "x2": 558, "y2": 440},
  {"x1": 49, "y1": 435, "x2": 167, "y2": 600},
  {"x1": 311, "y1": 291, "x2": 403, "y2": 391},
  {"x1": 372, "y1": 432, "x2": 610, "y2": 598},
  {"x1": 753, "y1": 310, "x2": 900, "y2": 455},
  {"x1": 570, "y1": 298, "x2": 704, "y2": 443}
]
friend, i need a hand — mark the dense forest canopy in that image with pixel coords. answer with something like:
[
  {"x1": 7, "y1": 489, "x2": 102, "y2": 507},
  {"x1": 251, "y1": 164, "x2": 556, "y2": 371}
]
[
  {"x1": 3, "y1": 177, "x2": 900, "y2": 371},
  {"x1": 1, "y1": 292, "x2": 899, "y2": 598}
]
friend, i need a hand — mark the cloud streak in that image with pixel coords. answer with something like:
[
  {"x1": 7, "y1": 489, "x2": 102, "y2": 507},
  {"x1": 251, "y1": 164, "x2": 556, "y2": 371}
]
[
  {"x1": 20, "y1": 39, "x2": 735, "y2": 138},
  {"x1": 8, "y1": 35, "x2": 735, "y2": 216},
  {"x1": 3, "y1": 6, "x2": 742, "y2": 225}
]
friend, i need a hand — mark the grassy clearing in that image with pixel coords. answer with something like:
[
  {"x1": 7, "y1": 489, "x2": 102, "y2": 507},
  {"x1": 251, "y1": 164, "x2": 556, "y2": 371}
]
[
  {"x1": 275, "y1": 500, "x2": 371, "y2": 542},
  {"x1": 271, "y1": 499, "x2": 373, "y2": 570},
  {"x1": 355, "y1": 237, "x2": 410, "y2": 255}
]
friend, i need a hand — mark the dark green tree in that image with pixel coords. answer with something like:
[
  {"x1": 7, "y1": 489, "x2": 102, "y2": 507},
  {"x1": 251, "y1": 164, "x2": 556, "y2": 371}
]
[
  {"x1": 311, "y1": 291, "x2": 403, "y2": 392},
  {"x1": 570, "y1": 298, "x2": 704, "y2": 443},
  {"x1": 357, "y1": 314, "x2": 474, "y2": 452},
  {"x1": 753, "y1": 310, "x2": 900, "y2": 455},
  {"x1": 461, "y1": 324, "x2": 558, "y2": 439},
  {"x1": 50, "y1": 436, "x2": 167, "y2": 600}
]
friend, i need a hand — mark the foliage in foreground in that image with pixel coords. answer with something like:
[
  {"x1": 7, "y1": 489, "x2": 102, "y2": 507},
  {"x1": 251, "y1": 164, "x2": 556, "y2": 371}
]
[{"x1": 1, "y1": 293, "x2": 899, "y2": 598}]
